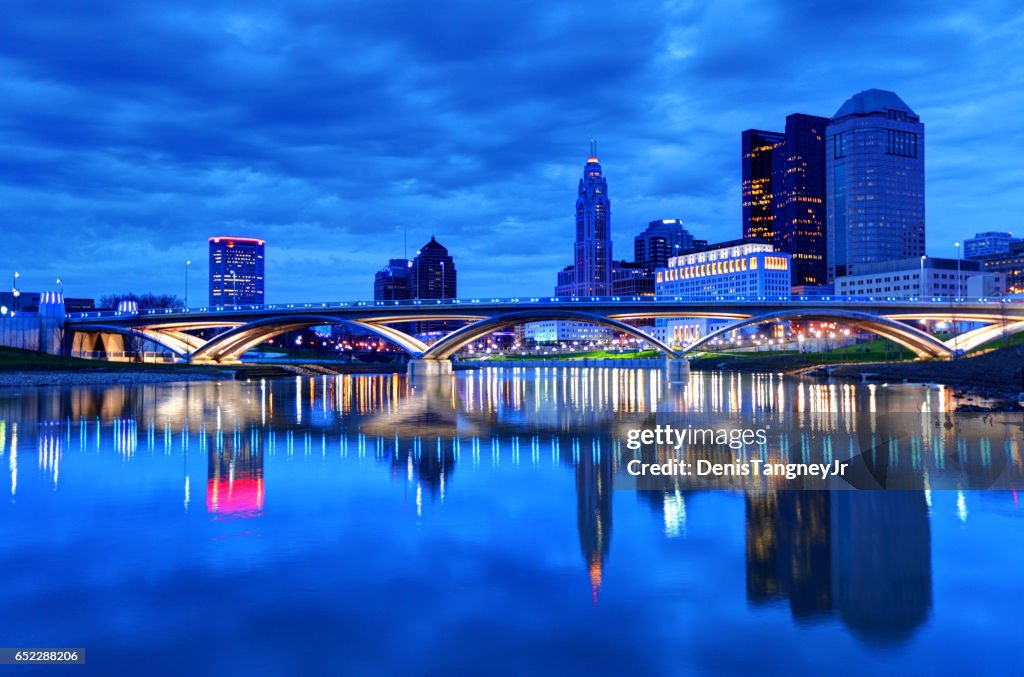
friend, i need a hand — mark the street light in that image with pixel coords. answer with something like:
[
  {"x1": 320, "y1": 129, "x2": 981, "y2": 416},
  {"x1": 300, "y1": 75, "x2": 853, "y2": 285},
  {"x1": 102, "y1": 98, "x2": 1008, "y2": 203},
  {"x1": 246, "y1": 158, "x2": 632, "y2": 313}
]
[
  {"x1": 185, "y1": 260, "x2": 191, "y2": 308},
  {"x1": 12, "y1": 271, "x2": 19, "y2": 312},
  {"x1": 919, "y1": 255, "x2": 926, "y2": 296},
  {"x1": 954, "y1": 242, "x2": 961, "y2": 299},
  {"x1": 56, "y1": 277, "x2": 63, "y2": 297},
  {"x1": 229, "y1": 269, "x2": 238, "y2": 307}
]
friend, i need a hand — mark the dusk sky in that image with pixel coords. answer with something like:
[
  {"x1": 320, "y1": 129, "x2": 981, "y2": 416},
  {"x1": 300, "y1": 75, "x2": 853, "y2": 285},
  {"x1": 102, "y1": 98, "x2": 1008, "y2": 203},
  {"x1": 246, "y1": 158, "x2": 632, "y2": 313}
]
[{"x1": 2, "y1": 0, "x2": 1022, "y2": 302}]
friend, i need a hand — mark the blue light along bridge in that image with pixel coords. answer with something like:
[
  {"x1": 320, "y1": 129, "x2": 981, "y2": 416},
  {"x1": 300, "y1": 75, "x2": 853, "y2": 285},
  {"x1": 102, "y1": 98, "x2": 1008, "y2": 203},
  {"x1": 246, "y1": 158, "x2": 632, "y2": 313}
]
[{"x1": 63, "y1": 294, "x2": 1024, "y2": 378}]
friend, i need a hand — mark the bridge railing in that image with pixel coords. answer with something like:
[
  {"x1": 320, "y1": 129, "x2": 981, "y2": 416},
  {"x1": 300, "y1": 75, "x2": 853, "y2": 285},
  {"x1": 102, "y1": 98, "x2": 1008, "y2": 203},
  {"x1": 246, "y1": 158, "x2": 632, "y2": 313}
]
[{"x1": 66, "y1": 293, "x2": 1024, "y2": 321}]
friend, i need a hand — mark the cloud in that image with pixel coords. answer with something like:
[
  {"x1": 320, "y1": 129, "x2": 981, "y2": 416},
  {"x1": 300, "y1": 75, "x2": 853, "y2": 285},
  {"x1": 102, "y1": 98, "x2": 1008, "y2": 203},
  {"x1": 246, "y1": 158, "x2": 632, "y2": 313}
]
[{"x1": 0, "y1": 0, "x2": 1022, "y2": 300}]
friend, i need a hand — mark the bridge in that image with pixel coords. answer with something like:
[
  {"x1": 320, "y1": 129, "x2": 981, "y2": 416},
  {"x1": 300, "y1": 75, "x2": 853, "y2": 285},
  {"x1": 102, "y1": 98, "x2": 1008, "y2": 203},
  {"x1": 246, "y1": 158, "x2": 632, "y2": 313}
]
[{"x1": 62, "y1": 294, "x2": 1024, "y2": 377}]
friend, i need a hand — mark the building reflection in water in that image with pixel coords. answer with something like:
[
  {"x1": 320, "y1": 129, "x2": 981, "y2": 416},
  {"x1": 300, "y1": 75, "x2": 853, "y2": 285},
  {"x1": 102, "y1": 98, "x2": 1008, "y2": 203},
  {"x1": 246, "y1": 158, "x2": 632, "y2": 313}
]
[
  {"x1": 207, "y1": 439, "x2": 264, "y2": 520},
  {"x1": 743, "y1": 490, "x2": 931, "y2": 642},
  {"x1": 576, "y1": 452, "x2": 613, "y2": 605}
]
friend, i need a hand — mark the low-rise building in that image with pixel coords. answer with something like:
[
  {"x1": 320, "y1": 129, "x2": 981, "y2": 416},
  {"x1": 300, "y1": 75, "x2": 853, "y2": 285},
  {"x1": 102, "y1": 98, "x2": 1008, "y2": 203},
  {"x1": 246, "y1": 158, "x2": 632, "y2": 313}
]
[
  {"x1": 655, "y1": 239, "x2": 791, "y2": 298},
  {"x1": 834, "y1": 257, "x2": 1004, "y2": 298}
]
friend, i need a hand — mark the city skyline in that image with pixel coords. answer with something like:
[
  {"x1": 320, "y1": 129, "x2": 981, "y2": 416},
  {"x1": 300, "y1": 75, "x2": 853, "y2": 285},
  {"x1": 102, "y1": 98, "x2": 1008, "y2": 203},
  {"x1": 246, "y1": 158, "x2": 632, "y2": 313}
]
[{"x1": 2, "y1": 1, "x2": 1022, "y2": 302}]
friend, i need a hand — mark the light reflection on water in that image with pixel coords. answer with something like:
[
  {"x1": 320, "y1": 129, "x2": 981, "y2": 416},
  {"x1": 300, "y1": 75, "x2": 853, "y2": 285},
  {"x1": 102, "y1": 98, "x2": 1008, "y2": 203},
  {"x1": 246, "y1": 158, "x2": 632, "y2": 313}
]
[{"x1": 0, "y1": 368, "x2": 1021, "y2": 675}]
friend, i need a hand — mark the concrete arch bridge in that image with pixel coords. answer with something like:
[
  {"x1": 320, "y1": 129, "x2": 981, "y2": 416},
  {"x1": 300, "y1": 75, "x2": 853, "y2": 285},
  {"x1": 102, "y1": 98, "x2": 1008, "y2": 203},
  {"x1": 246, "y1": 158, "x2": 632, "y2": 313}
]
[{"x1": 65, "y1": 295, "x2": 1024, "y2": 376}]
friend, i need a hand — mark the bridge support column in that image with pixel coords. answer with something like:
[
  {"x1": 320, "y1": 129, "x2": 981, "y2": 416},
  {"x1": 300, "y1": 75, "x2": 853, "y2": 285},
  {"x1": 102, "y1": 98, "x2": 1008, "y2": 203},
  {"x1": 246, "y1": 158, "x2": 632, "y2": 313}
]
[
  {"x1": 663, "y1": 355, "x2": 690, "y2": 382},
  {"x1": 407, "y1": 358, "x2": 453, "y2": 378}
]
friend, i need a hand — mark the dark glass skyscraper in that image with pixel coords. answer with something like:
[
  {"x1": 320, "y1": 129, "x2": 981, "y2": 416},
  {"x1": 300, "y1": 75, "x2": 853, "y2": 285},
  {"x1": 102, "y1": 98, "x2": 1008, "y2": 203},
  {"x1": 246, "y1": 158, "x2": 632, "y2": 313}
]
[
  {"x1": 411, "y1": 236, "x2": 456, "y2": 300},
  {"x1": 373, "y1": 258, "x2": 412, "y2": 301},
  {"x1": 826, "y1": 89, "x2": 925, "y2": 280},
  {"x1": 634, "y1": 219, "x2": 695, "y2": 275},
  {"x1": 742, "y1": 116, "x2": 828, "y2": 286},
  {"x1": 556, "y1": 142, "x2": 612, "y2": 296},
  {"x1": 741, "y1": 129, "x2": 784, "y2": 242},
  {"x1": 208, "y1": 236, "x2": 265, "y2": 306},
  {"x1": 773, "y1": 114, "x2": 828, "y2": 286}
]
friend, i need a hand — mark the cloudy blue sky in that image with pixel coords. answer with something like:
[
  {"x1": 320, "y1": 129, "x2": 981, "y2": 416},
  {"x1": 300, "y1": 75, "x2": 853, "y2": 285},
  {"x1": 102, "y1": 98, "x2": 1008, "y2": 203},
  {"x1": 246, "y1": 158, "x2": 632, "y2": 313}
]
[{"x1": 2, "y1": 0, "x2": 1022, "y2": 302}]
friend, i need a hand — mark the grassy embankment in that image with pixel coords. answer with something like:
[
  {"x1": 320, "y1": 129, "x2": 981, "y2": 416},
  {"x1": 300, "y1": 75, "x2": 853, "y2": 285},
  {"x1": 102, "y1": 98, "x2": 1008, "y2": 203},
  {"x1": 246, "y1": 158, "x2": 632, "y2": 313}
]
[{"x1": 0, "y1": 346, "x2": 233, "y2": 375}]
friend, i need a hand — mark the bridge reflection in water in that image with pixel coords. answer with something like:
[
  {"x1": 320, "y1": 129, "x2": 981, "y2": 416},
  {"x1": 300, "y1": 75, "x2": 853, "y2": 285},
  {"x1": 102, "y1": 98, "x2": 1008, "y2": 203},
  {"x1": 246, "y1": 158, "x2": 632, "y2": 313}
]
[{"x1": 0, "y1": 367, "x2": 1019, "y2": 647}]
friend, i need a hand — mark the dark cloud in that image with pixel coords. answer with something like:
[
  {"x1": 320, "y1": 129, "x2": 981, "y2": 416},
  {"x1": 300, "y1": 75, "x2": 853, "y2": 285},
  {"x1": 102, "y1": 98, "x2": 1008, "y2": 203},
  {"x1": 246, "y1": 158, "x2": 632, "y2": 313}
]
[{"x1": 1, "y1": 0, "x2": 1022, "y2": 300}]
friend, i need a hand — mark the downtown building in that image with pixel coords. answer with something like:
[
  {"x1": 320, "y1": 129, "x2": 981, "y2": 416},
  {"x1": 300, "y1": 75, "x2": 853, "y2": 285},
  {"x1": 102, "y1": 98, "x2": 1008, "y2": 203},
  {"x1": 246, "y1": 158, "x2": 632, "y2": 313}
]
[
  {"x1": 978, "y1": 240, "x2": 1024, "y2": 294},
  {"x1": 209, "y1": 236, "x2": 265, "y2": 306},
  {"x1": 964, "y1": 232, "x2": 1022, "y2": 260},
  {"x1": 741, "y1": 114, "x2": 829, "y2": 287},
  {"x1": 653, "y1": 240, "x2": 792, "y2": 347},
  {"x1": 826, "y1": 89, "x2": 925, "y2": 280},
  {"x1": 373, "y1": 258, "x2": 413, "y2": 301},
  {"x1": 833, "y1": 257, "x2": 1004, "y2": 299},
  {"x1": 555, "y1": 143, "x2": 613, "y2": 296}
]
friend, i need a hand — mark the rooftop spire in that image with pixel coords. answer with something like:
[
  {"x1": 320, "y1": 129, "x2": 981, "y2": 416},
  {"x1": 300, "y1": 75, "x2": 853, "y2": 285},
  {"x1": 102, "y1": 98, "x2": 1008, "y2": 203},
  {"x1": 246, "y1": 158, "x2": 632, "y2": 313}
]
[{"x1": 587, "y1": 139, "x2": 599, "y2": 163}]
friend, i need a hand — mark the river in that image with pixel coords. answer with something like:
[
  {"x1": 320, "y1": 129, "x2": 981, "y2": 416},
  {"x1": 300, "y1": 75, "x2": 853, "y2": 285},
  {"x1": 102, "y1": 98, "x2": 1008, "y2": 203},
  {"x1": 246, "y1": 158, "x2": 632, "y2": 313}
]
[{"x1": 0, "y1": 368, "x2": 1021, "y2": 675}]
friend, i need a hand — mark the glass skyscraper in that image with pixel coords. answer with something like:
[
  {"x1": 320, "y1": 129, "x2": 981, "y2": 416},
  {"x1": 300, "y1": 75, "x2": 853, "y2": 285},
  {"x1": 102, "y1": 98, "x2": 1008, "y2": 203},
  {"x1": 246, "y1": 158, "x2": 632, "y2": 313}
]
[
  {"x1": 964, "y1": 231, "x2": 1021, "y2": 259},
  {"x1": 742, "y1": 115, "x2": 828, "y2": 287},
  {"x1": 741, "y1": 129, "x2": 784, "y2": 242},
  {"x1": 826, "y1": 89, "x2": 925, "y2": 280},
  {"x1": 556, "y1": 143, "x2": 612, "y2": 296},
  {"x1": 411, "y1": 236, "x2": 456, "y2": 300},
  {"x1": 208, "y1": 236, "x2": 265, "y2": 306},
  {"x1": 773, "y1": 114, "x2": 828, "y2": 286}
]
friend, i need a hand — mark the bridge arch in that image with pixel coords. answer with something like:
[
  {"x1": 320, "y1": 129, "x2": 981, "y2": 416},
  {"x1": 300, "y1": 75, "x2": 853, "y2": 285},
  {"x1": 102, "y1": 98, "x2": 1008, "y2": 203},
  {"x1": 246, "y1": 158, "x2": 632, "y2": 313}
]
[
  {"x1": 70, "y1": 324, "x2": 192, "y2": 359},
  {"x1": 189, "y1": 315, "x2": 428, "y2": 362},
  {"x1": 420, "y1": 310, "x2": 678, "y2": 360},
  {"x1": 682, "y1": 310, "x2": 955, "y2": 359}
]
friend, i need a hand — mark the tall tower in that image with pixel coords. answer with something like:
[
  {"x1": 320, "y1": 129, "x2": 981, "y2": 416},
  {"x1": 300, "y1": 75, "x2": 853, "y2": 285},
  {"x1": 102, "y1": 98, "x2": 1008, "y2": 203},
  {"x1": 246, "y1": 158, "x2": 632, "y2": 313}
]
[
  {"x1": 826, "y1": 89, "x2": 925, "y2": 280},
  {"x1": 742, "y1": 129, "x2": 784, "y2": 241},
  {"x1": 773, "y1": 114, "x2": 829, "y2": 286},
  {"x1": 558, "y1": 141, "x2": 613, "y2": 296}
]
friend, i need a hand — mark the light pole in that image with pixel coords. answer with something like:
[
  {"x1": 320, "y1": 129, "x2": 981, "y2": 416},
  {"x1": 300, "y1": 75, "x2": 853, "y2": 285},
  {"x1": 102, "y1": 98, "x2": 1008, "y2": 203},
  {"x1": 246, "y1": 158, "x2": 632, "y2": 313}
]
[
  {"x1": 12, "y1": 271, "x2": 20, "y2": 313},
  {"x1": 229, "y1": 269, "x2": 238, "y2": 307},
  {"x1": 950, "y1": 240, "x2": 958, "y2": 299},
  {"x1": 440, "y1": 261, "x2": 446, "y2": 299},
  {"x1": 919, "y1": 255, "x2": 926, "y2": 296}
]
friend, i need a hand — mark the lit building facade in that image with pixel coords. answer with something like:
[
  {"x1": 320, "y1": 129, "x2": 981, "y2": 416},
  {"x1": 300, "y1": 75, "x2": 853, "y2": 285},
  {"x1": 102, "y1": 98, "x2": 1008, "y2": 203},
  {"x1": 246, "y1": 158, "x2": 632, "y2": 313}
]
[
  {"x1": 964, "y1": 232, "x2": 1021, "y2": 259},
  {"x1": 826, "y1": 89, "x2": 925, "y2": 280},
  {"x1": 833, "y1": 257, "x2": 1002, "y2": 298},
  {"x1": 742, "y1": 130, "x2": 784, "y2": 242},
  {"x1": 209, "y1": 236, "x2": 265, "y2": 306},
  {"x1": 523, "y1": 320, "x2": 612, "y2": 344},
  {"x1": 655, "y1": 240, "x2": 791, "y2": 299},
  {"x1": 556, "y1": 142, "x2": 613, "y2": 296},
  {"x1": 374, "y1": 258, "x2": 412, "y2": 301}
]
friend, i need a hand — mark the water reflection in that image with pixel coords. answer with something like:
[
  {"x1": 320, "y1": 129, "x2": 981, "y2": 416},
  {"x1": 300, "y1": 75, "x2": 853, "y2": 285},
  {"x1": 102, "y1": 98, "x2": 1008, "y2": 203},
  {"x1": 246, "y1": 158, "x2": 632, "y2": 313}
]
[
  {"x1": 0, "y1": 368, "x2": 1020, "y2": 654},
  {"x1": 743, "y1": 490, "x2": 931, "y2": 643}
]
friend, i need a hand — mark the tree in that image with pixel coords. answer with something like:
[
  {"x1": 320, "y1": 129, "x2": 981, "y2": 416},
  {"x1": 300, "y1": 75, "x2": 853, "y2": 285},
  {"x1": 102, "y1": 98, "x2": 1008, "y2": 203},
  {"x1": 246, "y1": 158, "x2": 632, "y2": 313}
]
[{"x1": 100, "y1": 293, "x2": 184, "y2": 310}]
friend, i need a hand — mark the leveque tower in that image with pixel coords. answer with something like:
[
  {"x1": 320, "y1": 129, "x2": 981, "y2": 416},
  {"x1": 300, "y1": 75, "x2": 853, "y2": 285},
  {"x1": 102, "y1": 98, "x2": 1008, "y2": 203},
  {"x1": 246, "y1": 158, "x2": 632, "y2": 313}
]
[{"x1": 556, "y1": 142, "x2": 613, "y2": 296}]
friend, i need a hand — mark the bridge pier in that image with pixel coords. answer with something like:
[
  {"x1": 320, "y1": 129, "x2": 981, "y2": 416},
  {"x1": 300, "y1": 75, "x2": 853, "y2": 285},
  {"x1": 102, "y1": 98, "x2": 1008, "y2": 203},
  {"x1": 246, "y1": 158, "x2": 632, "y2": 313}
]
[
  {"x1": 662, "y1": 355, "x2": 690, "y2": 382},
  {"x1": 407, "y1": 358, "x2": 453, "y2": 378}
]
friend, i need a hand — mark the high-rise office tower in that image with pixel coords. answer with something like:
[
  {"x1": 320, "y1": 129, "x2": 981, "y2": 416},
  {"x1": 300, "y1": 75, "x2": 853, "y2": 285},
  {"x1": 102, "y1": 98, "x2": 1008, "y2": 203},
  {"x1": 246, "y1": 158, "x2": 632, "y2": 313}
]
[
  {"x1": 411, "y1": 236, "x2": 456, "y2": 300},
  {"x1": 374, "y1": 258, "x2": 413, "y2": 301},
  {"x1": 742, "y1": 115, "x2": 828, "y2": 286},
  {"x1": 208, "y1": 236, "x2": 265, "y2": 306},
  {"x1": 773, "y1": 114, "x2": 829, "y2": 286},
  {"x1": 742, "y1": 129, "x2": 784, "y2": 241},
  {"x1": 826, "y1": 89, "x2": 925, "y2": 280},
  {"x1": 634, "y1": 219, "x2": 695, "y2": 275},
  {"x1": 556, "y1": 142, "x2": 613, "y2": 296}
]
